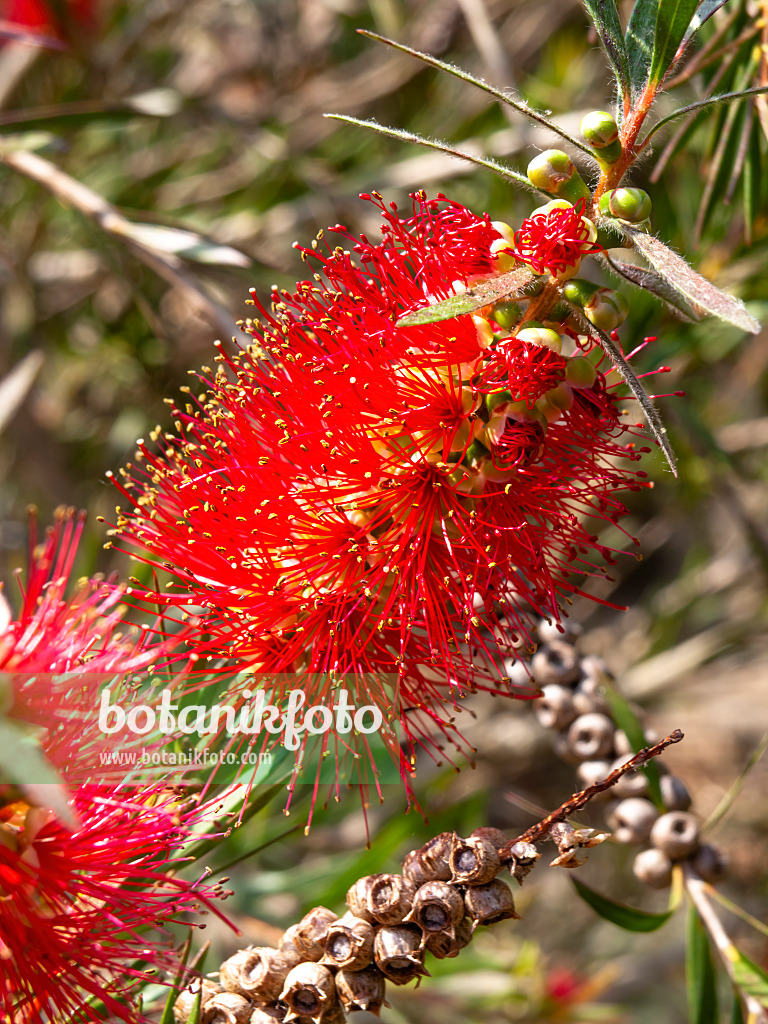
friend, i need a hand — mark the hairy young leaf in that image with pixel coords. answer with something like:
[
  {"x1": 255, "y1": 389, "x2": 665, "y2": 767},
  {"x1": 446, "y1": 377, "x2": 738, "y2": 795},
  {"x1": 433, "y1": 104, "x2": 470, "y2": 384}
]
[
  {"x1": 581, "y1": 0, "x2": 631, "y2": 108},
  {"x1": 572, "y1": 877, "x2": 675, "y2": 932},
  {"x1": 687, "y1": 906, "x2": 719, "y2": 1024},
  {"x1": 566, "y1": 304, "x2": 679, "y2": 475},
  {"x1": 649, "y1": 0, "x2": 703, "y2": 89},
  {"x1": 623, "y1": 224, "x2": 760, "y2": 333},
  {"x1": 396, "y1": 267, "x2": 536, "y2": 327},
  {"x1": 602, "y1": 253, "x2": 700, "y2": 321},
  {"x1": 682, "y1": 0, "x2": 732, "y2": 50},
  {"x1": 626, "y1": 0, "x2": 659, "y2": 99}
]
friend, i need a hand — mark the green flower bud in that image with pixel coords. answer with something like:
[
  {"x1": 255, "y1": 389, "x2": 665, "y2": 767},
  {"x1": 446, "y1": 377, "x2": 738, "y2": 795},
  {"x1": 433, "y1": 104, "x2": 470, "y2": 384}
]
[
  {"x1": 562, "y1": 279, "x2": 600, "y2": 308},
  {"x1": 506, "y1": 401, "x2": 548, "y2": 430},
  {"x1": 515, "y1": 326, "x2": 562, "y2": 352},
  {"x1": 580, "y1": 110, "x2": 621, "y2": 164},
  {"x1": 527, "y1": 150, "x2": 590, "y2": 203},
  {"x1": 487, "y1": 389, "x2": 514, "y2": 416},
  {"x1": 537, "y1": 382, "x2": 574, "y2": 423},
  {"x1": 584, "y1": 287, "x2": 629, "y2": 331},
  {"x1": 565, "y1": 355, "x2": 598, "y2": 389},
  {"x1": 605, "y1": 188, "x2": 652, "y2": 223},
  {"x1": 492, "y1": 300, "x2": 522, "y2": 330}
]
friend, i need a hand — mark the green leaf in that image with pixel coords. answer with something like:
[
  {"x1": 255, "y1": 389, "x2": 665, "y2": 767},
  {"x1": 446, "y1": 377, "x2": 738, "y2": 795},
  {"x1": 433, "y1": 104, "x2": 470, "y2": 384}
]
[
  {"x1": 626, "y1": 0, "x2": 660, "y2": 99},
  {"x1": 642, "y1": 86, "x2": 768, "y2": 145},
  {"x1": 622, "y1": 224, "x2": 761, "y2": 334},
  {"x1": 730, "y1": 948, "x2": 768, "y2": 1006},
  {"x1": 0, "y1": 717, "x2": 63, "y2": 787},
  {"x1": 687, "y1": 905, "x2": 719, "y2": 1024},
  {"x1": 602, "y1": 254, "x2": 700, "y2": 321},
  {"x1": 730, "y1": 989, "x2": 746, "y2": 1024},
  {"x1": 324, "y1": 114, "x2": 540, "y2": 193},
  {"x1": 682, "y1": 1, "x2": 732, "y2": 49},
  {"x1": 396, "y1": 268, "x2": 536, "y2": 327},
  {"x1": 158, "y1": 936, "x2": 193, "y2": 1024},
  {"x1": 580, "y1": 1, "x2": 631, "y2": 109},
  {"x1": 110, "y1": 222, "x2": 251, "y2": 268},
  {"x1": 572, "y1": 877, "x2": 675, "y2": 932},
  {"x1": 565, "y1": 303, "x2": 679, "y2": 475},
  {"x1": 648, "y1": 0, "x2": 702, "y2": 89},
  {"x1": 0, "y1": 131, "x2": 61, "y2": 154},
  {"x1": 601, "y1": 684, "x2": 664, "y2": 810},
  {"x1": 357, "y1": 31, "x2": 596, "y2": 159}
]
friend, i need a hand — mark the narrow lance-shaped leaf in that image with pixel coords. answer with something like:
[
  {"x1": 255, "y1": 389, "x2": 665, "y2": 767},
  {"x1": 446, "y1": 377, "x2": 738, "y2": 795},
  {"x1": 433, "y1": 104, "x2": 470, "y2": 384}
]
[
  {"x1": 730, "y1": 948, "x2": 768, "y2": 1005},
  {"x1": 641, "y1": 85, "x2": 768, "y2": 145},
  {"x1": 357, "y1": 30, "x2": 597, "y2": 158},
  {"x1": 581, "y1": 0, "x2": 632, "y2": 112},
  {"x1": 601, "y1": 253, "x2": 700, "y2": 322},
  {"x1": 396, "y1": 267, "x2": 536, "y2": 327},
  {"x1": 324, "y1": 114, "x2": 539, "y2": 193},
  {"x1": 681, "y1": 0, "x2": 733, "y2": 50},
  {"x1": 626, "y1": 0, "x2": 659, "y2": 99},
  {"x1": 687, "y1": 905, "x2": 719, "y2": 1024},
  {"x1": 572, "y1": 877, "x2": 675, "y2": 932},
  {"x1": 622, "y1": 223, "x2": 761, "y2": 334},
  {"x1": 566, "y1": 303, "x2": 679, "y2": 476},
  {"x1": 649, "y1": 0, "x2": 702, "y2": 89}
]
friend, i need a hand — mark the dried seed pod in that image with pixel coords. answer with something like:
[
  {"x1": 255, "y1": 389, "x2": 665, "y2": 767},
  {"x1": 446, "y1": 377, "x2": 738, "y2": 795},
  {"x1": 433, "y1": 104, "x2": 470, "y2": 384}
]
[
  {"x1": 404, "y1": 880, "x2": 465, "y2": 938},
  {"x1": 463, "y1": 878, "x2": 519, "y2": 930},
  {"x1": 537, "y1": 618, "x2": 582, "y2": 645},
  {"x1": 691, "y1": 843, "x2": 727, "y2": 884},
  {"x1": 531, "y1": 640, "x2": 580, "y2": 686},
  {"x1": 449, "y1": 835, "x2": 500, "y2": 885},
  {"x1": 612, "y1": 729, "x2": 633, "y2": 757},
  {"x1": 320, "y1": 911, "x2": 375, "y2": 971},
  {"x1": 424, "y1": 915, "x2": 474, "y2": 959},
  {"x1": 507, "y1": 840, "x2": 541, "y2": 884},
  {"x1": 609, "y1": 755, "x2": 648, "y2": 798},
  {"x1": 576, "y1": 759, "x2": 613, "y2": 798},
  {"x1": 279, "y1": 963, "x2": 336, "y2": 1024},
  {"x1": 347, "y1": 873, "x2": 417, "y2": 925},
  {"x1": 374, "y1": 924, "x2": 430, "y2": 985},
  {"x1": 174, "y1": 979, "x2": 223, "y2": 1023},
  {"x1": 549, "y1": 822, "x2": 609, "y2": 868},
  {"x1": 470, "y1": 826, "x2": 506, "y2": 850},
  {"x1": 567, "y1": 713, "x2": 615, "y2": 760},
  {"x1": 660, "y1": 774, "x2": 692, "y2": 812},
  {"x1": 571, "y1": 677, "x2": 610, "y2": 716},
  {"x1": 279, "y1": 925, "x2": 303, "y2": 961},
  {"x1": 607, "y1": 798, "x2": 658, "y2": 845},
  {"x1": 290, "y1": 908, "x2": 338, "y2": 961},
  {"x1": 553, "y1": 729, "x2": 581, "y2": 765},
  {"x1": 402, "y1": 832, "x2": 456, "y2": 885},
  {"x1": 633, "y1": 847, "x2": 673, "y2": 889},
  {"x1": 650, "y1": 811, "x2": 700, "y2": 860},
  {"x1": 534, "y1": 684, "x2": 577, "y2": 730},
  {"x1": 206, "y1": 993, "x2": 253, "y2": 1024},
  {"x1": 222, "y1": 947, "x2": 298, "y2": 1004},
  {"x1": 335, "y1": 965, "x2": 387, "y2": 1015},
  {"x1": 249, "y1": 1006, "x2": 287, "y2": 1024}
]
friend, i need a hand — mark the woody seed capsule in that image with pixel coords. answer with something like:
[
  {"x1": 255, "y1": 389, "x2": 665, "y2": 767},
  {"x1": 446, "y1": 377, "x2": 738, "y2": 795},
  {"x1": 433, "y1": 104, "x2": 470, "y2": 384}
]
[
  {"x1": 374, "y1": 924, "x2": 430, "y2": 985},
  {"x1": 174, "y1": 979, "x2": 223, "y2": 1024},
  {"x1": 320, "y1": 911, "x2": 375, "y2": 971},
  {"x1": 506, "y1": 840, "x2": 541, "y2": 884},
  {"x1": 649, "y1": 811, "x2": 700, "y2": 860},
  {"x1": 567, "y1": 712, "x2": 614, "y2": 759},
  {"x1": 221, "y1": 947, "x2": 299, "y2": 1003},
  {"x1": 463, "y1": 878, "x2": 519, "y2": 929},
  {"x1": 205, "y1": 993, "x2": 253, "y2": 1024},
  {"x1": 404, "y1": 880, "x2": 465, "y2": 936},
  {"x1": 449, "y1": 835, "x2": 501, "y2": 885},
  {"x1": 608, "y1": 798, "x2": 658, "y2": 844},
  {"x1": 534, "y1": 684, "x2": 577, "y2": 730},
  {"x1": 335, "y1": 965, "x2": 387, "y2": 1015},
  {"x1": 531, "y1": 640, "x2": 580, "y2": 685},
  {"x1": 424, "y1": 915, "x2": 474, "y2": 959},
  {"x1": 633, "y1": 847, "x2": 673, "y2": 889},
  {"x1": 290, "y1": 908, "x2": 338, "y2": 961},
  {"x1": 347, "y1": 873, "x2": 417, "y2": 925},
  {"x1": 402, "y1": 832, "x2": 455, "y2": 885},
  {"x1": 279, "y1": 963, "x2": 336, "y2": 1024}
]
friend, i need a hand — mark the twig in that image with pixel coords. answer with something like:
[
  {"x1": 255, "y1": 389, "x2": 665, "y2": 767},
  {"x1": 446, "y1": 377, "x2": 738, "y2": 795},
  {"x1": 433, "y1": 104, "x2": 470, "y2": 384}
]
[{"x1": 499, "y1": 730, "x2": 684, "y2": 859}]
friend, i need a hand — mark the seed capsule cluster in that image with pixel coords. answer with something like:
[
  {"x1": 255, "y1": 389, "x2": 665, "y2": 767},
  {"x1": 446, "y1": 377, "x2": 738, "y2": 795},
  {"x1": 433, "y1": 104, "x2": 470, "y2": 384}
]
[
  {"x1": 174, "y1": 829, "x2": 524, "y2": 1024},
  {"x1": 528, "y1": 621, "x2": 726, "y2": 890}
]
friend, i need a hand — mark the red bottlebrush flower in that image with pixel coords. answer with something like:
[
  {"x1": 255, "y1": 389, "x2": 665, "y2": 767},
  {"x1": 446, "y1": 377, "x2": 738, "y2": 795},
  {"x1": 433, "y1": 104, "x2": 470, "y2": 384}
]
[
  {"x1": 0, "y1": 783, "x2": 228, "y2": 1023},
  {"x1": 511, "y1": 199, "x2": 602, "y2": 277},
  {"x1": 110, "y1": 192, "x2": 651, "y2": 817},
  {"x1": 0, "y1": 0, "x2": 96, "y2": 45}
]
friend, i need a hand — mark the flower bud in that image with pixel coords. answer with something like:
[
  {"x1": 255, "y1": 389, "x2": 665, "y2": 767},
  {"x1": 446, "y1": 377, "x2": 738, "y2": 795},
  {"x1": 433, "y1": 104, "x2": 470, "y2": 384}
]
[
  {"x1": 633, "y1": 847, "x2": 673, "y2": 889},
  {"x1": 335, "y1": 965, "x2": 387, "y2": 1015},
  {"x1": 374, "y1": 924, "x2": 429, "y2": 984},
  {"x1": 492, "y1": 300, "x2": 522, "y2": 330},
  {"x1": 531, "y1": 640, "x2": 580, "y2": 686},
  {"x1": 527, "y1": 150, "x2": 590, "y2": 203},
  {"x1": 174, "y1": 979, "x2": 223, "y2": 1024},
  {"x1": 449, "y1": 835, "x2": 501, "y2": 885},
  {"x1": 600, "y1": 187, "x2": 652, "y2": 224},
  {"x1": 580, "y1": 110, "x2": 621, "y2": 163},
  {"x1": 405, "y1": 880, "x2": 465, "y2": 938},
  {"x1": 584, "y1": 287, "x2": 629, "y2": 331},
  {"x1": 567, "y1": 712, "x2": 614, "y2": 760},
  {"x1": 279, "y1": 962, "x2": 336, "y2": 1024},
  {"x1": 424, "y1": 915, "x2": 474, "y2": 959},
  {"x1": 489, "y1": 236, "x2": 517, "y2": 273},
  {"x1": 534, "y1": 684, "x2": 577, "y2": 730},
  {"x1": 515, "y1": 326, "x2": 562, "y2": 352},
  {"x1": 660, "y1": 774, "x2": 692, "y2": 812},
  {"x1": 562, "y1": 278, "x2": 600, "y2": 308},
  {"x1": 607, "y1": 798, "x2": 658, "y2": 844},
  {"x1": 289, "y1": 907, "x2": 338, "y2": 961},
  {"x1": 320, "y1": 911, "x2": 375, "y2": 971},
  {"x1": 565, "y1": 356, "x2": 597, "y2": 389},
  {"x1": 538, "y1": 382, "x2": 574, "y2": 423},
  {"x1": 464, "y1": 878, "x2": 519, "y2": 930},
  {"x1": 649, "y1": 811, "x2": 700, "y2": 860},
  {"x1": 346, "y1": 873, "x2": 417, "y2": 926},
  {"x1": 220, "y1": 947, "x2": 299, "y2": 1004}
]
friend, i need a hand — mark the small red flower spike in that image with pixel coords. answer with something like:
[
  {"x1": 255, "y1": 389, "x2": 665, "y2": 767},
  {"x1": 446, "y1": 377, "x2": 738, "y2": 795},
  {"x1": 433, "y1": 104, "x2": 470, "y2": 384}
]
[{"x1": 511, "y1": 199, "x2": 602, "y2": 277}]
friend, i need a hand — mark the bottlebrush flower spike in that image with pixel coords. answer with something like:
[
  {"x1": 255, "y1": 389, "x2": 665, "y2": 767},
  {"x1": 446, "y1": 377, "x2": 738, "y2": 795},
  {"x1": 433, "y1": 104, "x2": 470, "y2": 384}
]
[
  {"x1": 511, "y1": 199, "x2": 602, "y2": 277},
  {"x1": 110, "y1": 192, "x2": 652, "y2": 816},
  {"x1": 0, "y1": 782, "x2": 228, "y2": 1024}
]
